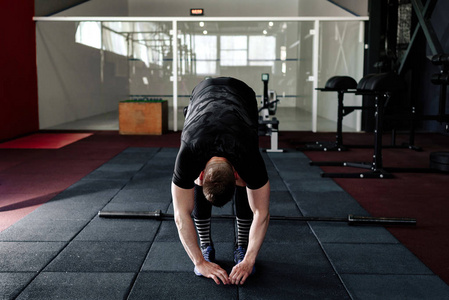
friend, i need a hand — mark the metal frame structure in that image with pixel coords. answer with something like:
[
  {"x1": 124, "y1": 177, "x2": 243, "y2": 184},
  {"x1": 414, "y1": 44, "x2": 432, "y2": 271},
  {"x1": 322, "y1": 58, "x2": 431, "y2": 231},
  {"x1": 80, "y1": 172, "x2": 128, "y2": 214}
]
[{"x1": 398, "y1": 0, "x2": 441, "y2": 75}]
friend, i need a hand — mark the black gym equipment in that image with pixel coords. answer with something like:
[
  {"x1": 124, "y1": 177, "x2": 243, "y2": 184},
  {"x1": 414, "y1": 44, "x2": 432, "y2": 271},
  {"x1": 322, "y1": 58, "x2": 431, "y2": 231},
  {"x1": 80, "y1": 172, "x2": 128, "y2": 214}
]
[
  {"x1": 310, "y1": 72, "x2": 406, "y2": 179},
  {"x1": 396, "y1": 1, "x2": 449, "y2": 132},
  {"x1": 310, "y1": 63, "x2": 449, "y2": 177},
  {"x1": 430, "y1": 152, "x2": 449, "y2": 172},
  {"x1": 427, "y1": 54, "x2": 449, "y2": 173},
  {"x1": 258, "y1": 73, "x2": 283, "y2": 153},
  {"x1": 301, "y1": 74, "x2": 419, "y2": 153},
  {"x1": 98, "y1": 210, "x2": 416, "y2": 226},
  {"x1": 392, "y1": 54, "x2": 449, "y2": 132},
  {"x1": 429, "y1": 54, "x2": 449, "y2": 124},
  {"x1": 299, "y1": 76, "x2": 366, "y2": 152},
  {"x1": 388, "y1": 54, "x2": 449, "y2": 174}
]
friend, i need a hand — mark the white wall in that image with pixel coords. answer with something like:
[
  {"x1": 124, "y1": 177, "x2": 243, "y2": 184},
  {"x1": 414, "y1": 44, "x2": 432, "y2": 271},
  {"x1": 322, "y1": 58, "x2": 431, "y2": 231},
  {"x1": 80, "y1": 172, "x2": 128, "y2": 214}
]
[
  {"x1": 56, "y1": 0, "x2": 129, "y2": 16},
  {"x1": 55, "y1": 0, "x2": 353, "y2": 17},
  {"x1": 34, "y1": 0, "x2": 89, "y2": 16},
  {"x1": 327, "y1": 0, "x2": 368, "y2": 16},
  {"x1": 297, "y1": 0, "x2": 355, "y2": 17},
  {"x1": 129, "y1": 0, "x2": 300, "y2": 17}
]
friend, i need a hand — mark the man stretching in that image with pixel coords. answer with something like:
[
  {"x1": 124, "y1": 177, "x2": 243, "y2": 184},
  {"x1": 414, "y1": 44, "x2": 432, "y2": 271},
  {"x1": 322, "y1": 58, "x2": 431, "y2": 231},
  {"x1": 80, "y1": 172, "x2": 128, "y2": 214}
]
[{"x1": 172, "y1": 77, "x2": 270, "y2": 285}]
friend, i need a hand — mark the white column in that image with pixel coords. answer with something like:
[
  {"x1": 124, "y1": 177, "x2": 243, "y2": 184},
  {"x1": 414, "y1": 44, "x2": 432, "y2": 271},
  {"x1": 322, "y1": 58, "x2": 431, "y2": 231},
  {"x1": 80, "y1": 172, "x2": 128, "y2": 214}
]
[
  {"x1": 172, "y1": 20, "x2": 178, "y2": 132},
  {"x1": 312, "y1": 20, "x2": 320, "y2": 132},
  {"x1": 356, "y1": 21, "x2": 365, "y2": 132}
]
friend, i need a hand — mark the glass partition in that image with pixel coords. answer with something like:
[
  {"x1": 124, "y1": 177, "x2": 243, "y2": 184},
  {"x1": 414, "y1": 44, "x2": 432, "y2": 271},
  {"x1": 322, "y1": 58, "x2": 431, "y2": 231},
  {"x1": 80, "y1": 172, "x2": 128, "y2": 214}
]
[
  {"x1": 36, "y1": 21, "x2": 174, "y2": 130},
  {"x1": 175, "y1": 21, "x2": 315, "y2": 124},
  {"x1": 36, "y1": 18, "x2": 365, "y2": 132},
  {"x1": 123, "y1": 21, "x2": 174, "y2": 98},
  {"x1": 318, "y1": 21, "x2": 365, "y2": 131}
]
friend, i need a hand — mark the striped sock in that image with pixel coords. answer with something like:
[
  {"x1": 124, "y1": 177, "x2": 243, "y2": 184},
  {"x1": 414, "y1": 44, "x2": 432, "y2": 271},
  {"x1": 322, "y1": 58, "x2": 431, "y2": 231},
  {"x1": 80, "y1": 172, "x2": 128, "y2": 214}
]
[
  {"x1": 194, "y1": 218, "x2": 212, "y2": 246},
  {"x1": 236, "y1": 217, "x2": 252, "y2": 248}
]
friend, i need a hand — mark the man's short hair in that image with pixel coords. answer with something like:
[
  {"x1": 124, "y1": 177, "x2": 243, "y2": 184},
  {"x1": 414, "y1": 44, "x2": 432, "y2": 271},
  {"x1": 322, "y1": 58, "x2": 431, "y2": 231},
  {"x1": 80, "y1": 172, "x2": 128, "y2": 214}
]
[{"x1": 202, "y1": 162, "x2": 235, "y2": 207}]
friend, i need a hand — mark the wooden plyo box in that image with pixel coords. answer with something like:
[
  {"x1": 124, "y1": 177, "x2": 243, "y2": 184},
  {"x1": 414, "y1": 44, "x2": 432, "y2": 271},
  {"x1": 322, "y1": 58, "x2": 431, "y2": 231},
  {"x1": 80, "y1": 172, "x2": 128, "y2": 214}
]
[{"x1": 119, "y1": 100, "x2": 168, "y2": 135}]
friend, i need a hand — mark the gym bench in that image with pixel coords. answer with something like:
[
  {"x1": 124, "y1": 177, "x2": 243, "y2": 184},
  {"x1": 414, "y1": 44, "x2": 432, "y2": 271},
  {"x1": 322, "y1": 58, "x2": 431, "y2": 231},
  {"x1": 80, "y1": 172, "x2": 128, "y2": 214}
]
[
  {"x1": 300, "y1": 76, "x2": 364, "y2": 152},
  {"x1": 310, "y1": 72, "x2": 406, "y2": 178}
]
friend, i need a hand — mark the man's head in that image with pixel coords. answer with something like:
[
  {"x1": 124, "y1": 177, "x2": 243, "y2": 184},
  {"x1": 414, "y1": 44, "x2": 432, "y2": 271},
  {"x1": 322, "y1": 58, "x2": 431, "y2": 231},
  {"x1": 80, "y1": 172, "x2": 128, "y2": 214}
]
[{"x1": 202, "y1": 157, "x2": 235, "y2": 207}]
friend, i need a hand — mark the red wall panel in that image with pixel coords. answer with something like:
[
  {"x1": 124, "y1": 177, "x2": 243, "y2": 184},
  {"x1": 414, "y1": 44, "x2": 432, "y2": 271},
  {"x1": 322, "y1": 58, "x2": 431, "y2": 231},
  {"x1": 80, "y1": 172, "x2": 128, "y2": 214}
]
[{"x1": 0, "y1": 2, "x2": 39, "y2": 141}]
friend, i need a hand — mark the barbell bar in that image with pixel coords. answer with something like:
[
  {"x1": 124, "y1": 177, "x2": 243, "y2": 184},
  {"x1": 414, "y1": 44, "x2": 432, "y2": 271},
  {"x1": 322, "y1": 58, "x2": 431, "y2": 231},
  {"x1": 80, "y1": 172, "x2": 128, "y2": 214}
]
[{"x1": 98, "y1": 210, "x2": 416, "y2": 226}]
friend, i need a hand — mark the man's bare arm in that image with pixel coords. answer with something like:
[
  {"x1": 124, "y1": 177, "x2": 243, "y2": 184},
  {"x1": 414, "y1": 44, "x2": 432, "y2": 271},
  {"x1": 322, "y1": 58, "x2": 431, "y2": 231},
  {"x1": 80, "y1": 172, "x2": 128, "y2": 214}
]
[
  {"x1": 171, "y1": 182, "x2": 229, "y2": 285},
  {"x1": 229, "y1": 181, "x2": 270, "y2": 285}
]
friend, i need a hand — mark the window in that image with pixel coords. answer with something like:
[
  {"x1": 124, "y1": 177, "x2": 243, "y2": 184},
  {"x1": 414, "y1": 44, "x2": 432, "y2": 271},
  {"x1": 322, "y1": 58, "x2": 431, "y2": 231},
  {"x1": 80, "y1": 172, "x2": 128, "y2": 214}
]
[
  {"x1": 220, "y1": 36, "x2": 247, "y2": 66},
  {"x1": 75, "y1": 22, "x2": 101, "y2": 49},
  {"x1": 132, "y1": 33, "x2": 150, "y2": 67},
  {"x1": 76, "y1": 22, "x2": 128, "y2": 57},
  {"x1": 249, "y1": 36, "x2": 276, "y2": 66},
  {"x1": 103, "y1": 29, "x2": 127, "y2": 57},
  {"x1": 194, "y1": 35, "x2": 217, "y2": 75}
]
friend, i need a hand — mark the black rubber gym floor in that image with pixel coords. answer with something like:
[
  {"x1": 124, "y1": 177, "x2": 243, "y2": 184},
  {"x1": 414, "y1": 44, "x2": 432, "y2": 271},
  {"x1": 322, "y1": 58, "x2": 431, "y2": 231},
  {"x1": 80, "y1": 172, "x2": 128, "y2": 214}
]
[{"x1": 1, "y1": 147, "x2": 449, "y2": 299}]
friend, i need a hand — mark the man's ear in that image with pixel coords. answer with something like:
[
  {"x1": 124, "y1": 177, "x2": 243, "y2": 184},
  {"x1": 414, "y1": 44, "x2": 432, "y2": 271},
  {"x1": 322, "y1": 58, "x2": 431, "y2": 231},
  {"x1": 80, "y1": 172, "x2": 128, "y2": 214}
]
[
  {"x1": 234, "y1": 171, "x2": 246, "y2": 187},
  {"x1": 195, "y1": 171, "x2": 205, "y2": 186}
]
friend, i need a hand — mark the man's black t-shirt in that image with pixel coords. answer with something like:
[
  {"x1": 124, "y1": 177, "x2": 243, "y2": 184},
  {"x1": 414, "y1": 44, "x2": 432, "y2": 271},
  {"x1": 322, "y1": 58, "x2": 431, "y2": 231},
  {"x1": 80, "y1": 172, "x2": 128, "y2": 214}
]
[{"x1": 172, "y1": 77, "x2": 268, "y2": 190}]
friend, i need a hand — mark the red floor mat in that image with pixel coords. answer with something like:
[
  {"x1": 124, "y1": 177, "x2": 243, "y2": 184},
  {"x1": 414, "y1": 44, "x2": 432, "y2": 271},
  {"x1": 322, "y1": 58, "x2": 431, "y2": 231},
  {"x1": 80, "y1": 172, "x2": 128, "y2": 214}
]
[
  {"x1": 302, "y1": 135, "x2": 449, "y2": 284},
  {"x1": 0, "y1": 133, "x2": 93, "y2": 149},
  {"x1": 0, "y1": 193, "x2": 58, "y2": 231}
]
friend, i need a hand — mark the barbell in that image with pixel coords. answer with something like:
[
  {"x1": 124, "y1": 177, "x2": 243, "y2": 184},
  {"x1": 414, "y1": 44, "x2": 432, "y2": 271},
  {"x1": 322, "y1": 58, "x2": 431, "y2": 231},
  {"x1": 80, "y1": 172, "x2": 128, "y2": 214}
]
[{"x1": 98, "y1": 210, "x2": 416, "y2": 226}]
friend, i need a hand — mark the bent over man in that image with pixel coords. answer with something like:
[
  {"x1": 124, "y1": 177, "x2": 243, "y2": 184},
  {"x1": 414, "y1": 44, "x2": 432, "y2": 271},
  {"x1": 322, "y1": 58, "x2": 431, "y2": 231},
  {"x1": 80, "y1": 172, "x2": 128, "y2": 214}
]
[{"x1": 172, "y1": 77, "x2": 270, "y2": 285}]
